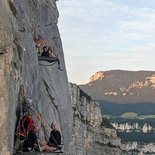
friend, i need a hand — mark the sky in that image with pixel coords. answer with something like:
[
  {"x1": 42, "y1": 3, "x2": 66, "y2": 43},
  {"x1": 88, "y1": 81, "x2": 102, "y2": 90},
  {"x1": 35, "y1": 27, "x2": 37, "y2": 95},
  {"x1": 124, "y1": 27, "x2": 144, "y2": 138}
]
[{"x1": 57, "y1": 0, "x2": 155, "y2": 84}]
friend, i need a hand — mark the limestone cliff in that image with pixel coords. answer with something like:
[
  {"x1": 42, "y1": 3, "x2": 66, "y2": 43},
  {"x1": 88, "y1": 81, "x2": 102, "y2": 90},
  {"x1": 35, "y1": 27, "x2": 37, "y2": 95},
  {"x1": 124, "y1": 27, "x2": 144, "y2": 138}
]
[
  {"x1": 69, "y1": 83, "x2": 127, "y2": 155},
  {"x1": 0, "y1": 0, "x2": 72, "y2": 154}
]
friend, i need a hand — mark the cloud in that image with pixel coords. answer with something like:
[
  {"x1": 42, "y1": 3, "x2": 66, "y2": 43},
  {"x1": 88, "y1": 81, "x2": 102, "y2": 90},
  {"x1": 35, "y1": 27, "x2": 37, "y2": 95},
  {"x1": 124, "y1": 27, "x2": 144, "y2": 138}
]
[{"x1": 57, "y1": 0, "x2": 155, "y2": 84}]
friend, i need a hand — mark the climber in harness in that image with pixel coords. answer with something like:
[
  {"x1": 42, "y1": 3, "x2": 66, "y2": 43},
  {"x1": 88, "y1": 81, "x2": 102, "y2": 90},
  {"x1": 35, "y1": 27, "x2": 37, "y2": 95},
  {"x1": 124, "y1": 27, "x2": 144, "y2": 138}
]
[
  {"x1": 39, "y1": 46, "x2": 63, "y2": 71},
  {"x1": 33, "y1": 34, "x2": 47, "y2": 55},
  {"x1": 22, "y1": 125, "x2": 38, "y2": 152},
  {"x1": 41, "y1": 46, "x2": 49, "y2": 57},
  {"x1": 47, "y1": 122, "x2": 63, "y2": 151},
  {"x1": 23, "y1": 113, "x2": 34, "y2": 134},
  {"x1": 33, "y1": 35, "x2": 42, "y2": 55},
  {"x1": 15, "y1": 97, "x2": 34, "y2": 143}
]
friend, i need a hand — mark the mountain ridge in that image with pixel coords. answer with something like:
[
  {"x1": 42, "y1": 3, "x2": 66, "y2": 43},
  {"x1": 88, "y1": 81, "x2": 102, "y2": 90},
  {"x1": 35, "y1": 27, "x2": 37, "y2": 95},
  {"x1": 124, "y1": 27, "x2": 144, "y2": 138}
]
[{"x1": 80, "y1": 70, "x2": 155, "y2": 104}]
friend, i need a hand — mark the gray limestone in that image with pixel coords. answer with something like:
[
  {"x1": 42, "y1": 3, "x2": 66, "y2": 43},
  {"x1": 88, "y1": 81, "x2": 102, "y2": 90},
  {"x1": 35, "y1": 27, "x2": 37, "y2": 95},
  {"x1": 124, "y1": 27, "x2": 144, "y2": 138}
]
[
  {"x1": 69, "y1": 83, "x2": 127, "y2": 155},
  {"x1": 0, "y1": 0, "x2": 72, "y2": 154}
]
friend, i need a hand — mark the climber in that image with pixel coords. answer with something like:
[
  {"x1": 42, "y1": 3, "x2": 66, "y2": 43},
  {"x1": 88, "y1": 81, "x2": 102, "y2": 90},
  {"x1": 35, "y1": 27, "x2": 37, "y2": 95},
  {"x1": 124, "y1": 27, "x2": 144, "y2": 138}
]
[
  {"x1": 15, "y1": 112, "x2": 34, "y2": 144},
  {"x1": 34, "y1": 35, "x2": 47, "y2": 55},
  {"x1": 47, "y1": 122, "x2": 63, "y2": 150},
  {"x1": 22, "y1": 125, "x2": 38, "y2": 152},
  {"x1": 22, "y1": 125, "x2": 57, "y2": 152},
  {"x1": 41, "y1": 46, "x2": 49, "y2": 57},
  {"x1": 33, "y1": 35, "x2": 42, "y2": 55},
  {"x1": 23, "y1": 113, "x2": 34, "y2": 135}
]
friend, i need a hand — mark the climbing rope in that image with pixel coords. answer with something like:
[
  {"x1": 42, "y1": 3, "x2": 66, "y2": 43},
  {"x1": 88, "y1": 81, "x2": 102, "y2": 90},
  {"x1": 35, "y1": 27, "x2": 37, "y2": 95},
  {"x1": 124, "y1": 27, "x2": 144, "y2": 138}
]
[{"x1": 14, "y1": 85, "x2": 26, "y2": 153}]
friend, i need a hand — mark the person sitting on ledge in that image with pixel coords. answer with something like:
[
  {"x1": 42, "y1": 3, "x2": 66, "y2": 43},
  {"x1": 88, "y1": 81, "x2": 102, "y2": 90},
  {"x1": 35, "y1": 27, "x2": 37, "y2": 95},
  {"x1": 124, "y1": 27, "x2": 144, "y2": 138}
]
[
  {"x1": 41, "y1": 46, "x2": 49, "y2": 57},
  {"x1": 47, "y1": 122, "x2": 63, "y2": 150},
  {"x1": 22, "y1": 126, "x2": 56, "y2": 152},
  {"x1": 34, "y1": 34, "x2": 47, "y2": 55}
]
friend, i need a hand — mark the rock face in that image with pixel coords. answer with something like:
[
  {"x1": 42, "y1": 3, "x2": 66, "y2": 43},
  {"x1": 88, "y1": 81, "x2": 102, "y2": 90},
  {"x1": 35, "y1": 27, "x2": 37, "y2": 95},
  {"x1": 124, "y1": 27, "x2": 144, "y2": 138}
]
[
  {"x1": 80, "y1": 70, "x2": 155, "y2": 103},
  {"x1": 0, "y1": 0, "x2": 72, "y2": 154},
  {"x1": 69, "y1": 83, "x2": 127, "y2": 155}
]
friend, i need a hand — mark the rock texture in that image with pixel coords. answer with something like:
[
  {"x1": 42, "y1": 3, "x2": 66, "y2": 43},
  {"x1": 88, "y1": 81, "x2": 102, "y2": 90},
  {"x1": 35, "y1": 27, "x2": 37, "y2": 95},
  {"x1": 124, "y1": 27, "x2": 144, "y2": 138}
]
[
  {"x1": 69, "y1": 83, "x2": 127, "y2": 155},
  {"x1": 0, "y1": 0, "x2": 72, "y2": 154},
  {"x1": 80, "y1": 70, "x2": 155, "y2": 103}
]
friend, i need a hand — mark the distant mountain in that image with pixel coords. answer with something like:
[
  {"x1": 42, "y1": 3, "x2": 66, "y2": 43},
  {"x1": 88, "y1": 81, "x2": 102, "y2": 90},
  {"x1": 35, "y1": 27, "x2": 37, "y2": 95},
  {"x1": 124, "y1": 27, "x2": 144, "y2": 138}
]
[
  {"x1": 80, "y1": 70, "x2": 155, "y2": 151},
  {"x1": 79, "y1": 70, "x2": 155, "y2": 104}
]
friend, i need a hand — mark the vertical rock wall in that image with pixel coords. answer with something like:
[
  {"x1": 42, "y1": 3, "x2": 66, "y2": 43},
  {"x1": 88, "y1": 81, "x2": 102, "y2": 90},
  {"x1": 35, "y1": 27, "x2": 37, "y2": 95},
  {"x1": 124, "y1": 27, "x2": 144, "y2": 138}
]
[
  {"x1": 69, "y1": 83, "x2": 127, "y2": 155},
  {"x1": 0, "y1": 0, "x2": 72, "y2": 154},
  {"x1": 0, "y1": 1, "x2": 19, "y2": 154}
]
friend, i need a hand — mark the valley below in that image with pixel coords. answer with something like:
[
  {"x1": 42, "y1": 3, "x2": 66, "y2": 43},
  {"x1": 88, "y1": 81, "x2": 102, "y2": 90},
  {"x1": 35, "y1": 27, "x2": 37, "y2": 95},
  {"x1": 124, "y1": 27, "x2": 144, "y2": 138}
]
[
  {"x1": 101, "y1": 102, "x2": 155, "y2": 155},
  {"x1": 80, "y1": 70, "x2": 155, "y2": 155}
]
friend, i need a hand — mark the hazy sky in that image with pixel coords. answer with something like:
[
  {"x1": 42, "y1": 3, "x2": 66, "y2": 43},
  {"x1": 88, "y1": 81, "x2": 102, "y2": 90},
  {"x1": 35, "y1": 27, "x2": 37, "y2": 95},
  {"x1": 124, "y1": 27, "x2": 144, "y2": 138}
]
[{"x1": 57, "y1": 0, "x2": 155, "y2": 84}]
